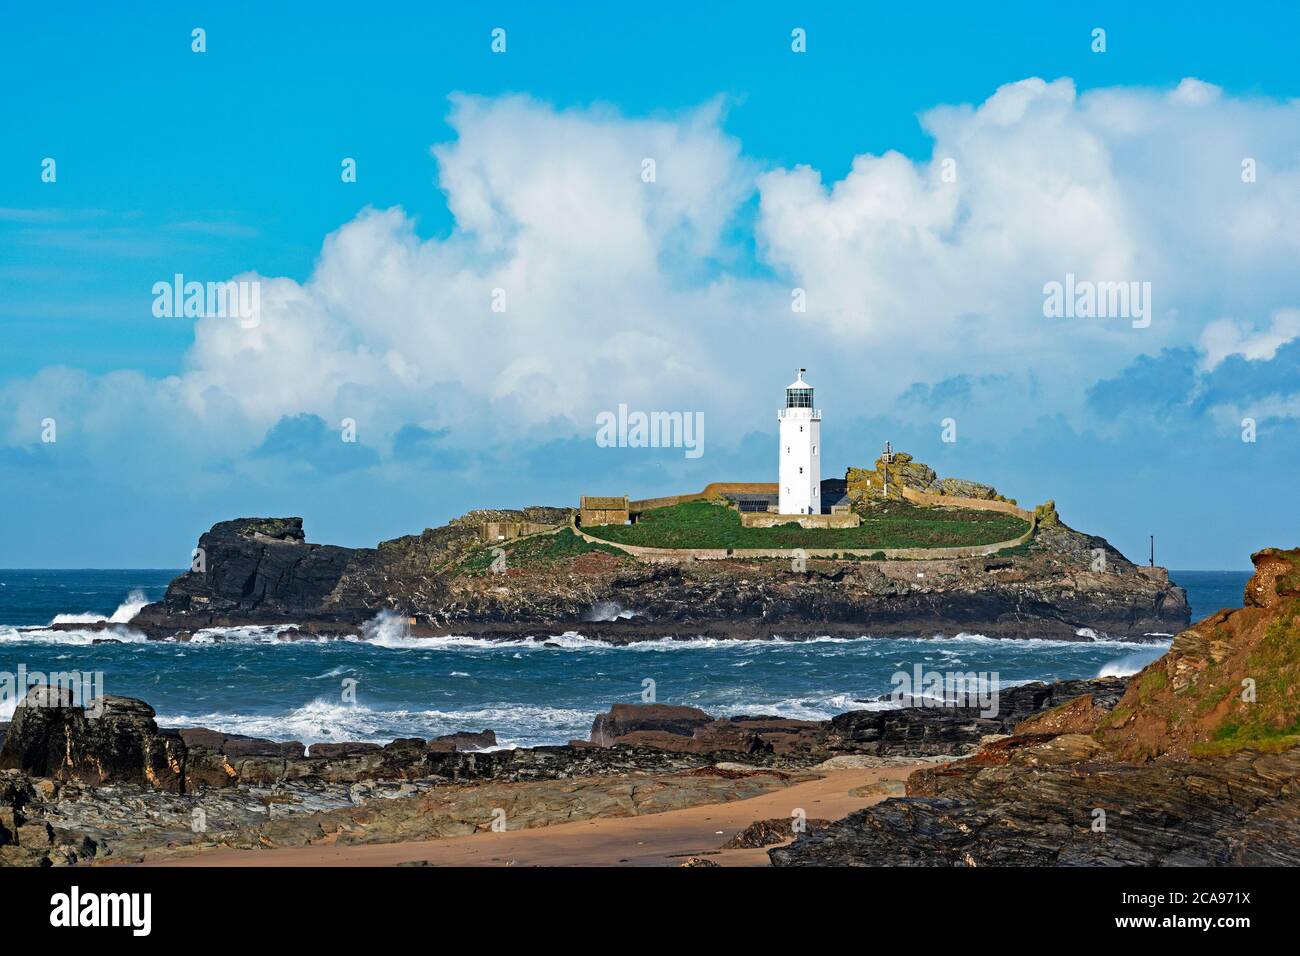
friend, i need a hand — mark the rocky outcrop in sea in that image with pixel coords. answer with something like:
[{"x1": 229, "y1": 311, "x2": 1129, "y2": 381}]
[{"x1": 116, "y1": 504, "x2": 1189, "y2": 642}]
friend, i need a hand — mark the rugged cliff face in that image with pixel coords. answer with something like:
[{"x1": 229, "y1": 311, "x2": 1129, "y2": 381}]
[
  {"x1": 771, "y1": 547, "x2": 1300, "y2": 866},
  {"x1": 129, "y1": 508, "x2": 1189, "y2": 641}
]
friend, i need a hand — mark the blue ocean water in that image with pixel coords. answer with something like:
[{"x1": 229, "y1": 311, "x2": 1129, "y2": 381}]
[{"x1": 0, "y1": 568, "x2": 1251, "y2": 748}]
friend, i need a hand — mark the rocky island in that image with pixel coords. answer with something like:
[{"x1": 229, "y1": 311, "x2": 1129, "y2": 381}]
[{"x1": 122, "y1": 453, "x2": 1189, "y2": 643}]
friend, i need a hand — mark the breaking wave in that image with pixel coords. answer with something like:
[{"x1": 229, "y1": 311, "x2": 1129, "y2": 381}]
[
  {"x1": 0, "y1": 625, "x2": 149, "y2": 645},
  {"x1": 360, "y1": 609, "x2": 412, "y2": 646},
  {"x1": 48, "y1": 589, "x2": 150, "y2": 626},
  {"x1": 154, "y1": 698, "x2": 594, "y2": 748},
  {"x1": 0, "y1": 620, "x2": 1174, "y2": 655},
  {"x1": 583, "y1": 601, "x2": 639, "y2": 622},
  {"x1": 1096, "y1": 648, "x2": 1167, "y2": 677}
]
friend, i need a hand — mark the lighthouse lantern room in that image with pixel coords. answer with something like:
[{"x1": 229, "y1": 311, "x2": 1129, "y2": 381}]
[{"x1": 778, "y1": 368, "x2": 821, "y2": 515}]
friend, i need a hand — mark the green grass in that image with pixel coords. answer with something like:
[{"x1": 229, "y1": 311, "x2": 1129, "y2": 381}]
[
  {"x1": 461, "y1": 529, "x2": 625, "y2": 573},
  {"x1": 1190, "y1": 607, "x2": 1300, "y2": 755},
  {"x1": 582, "y1": 500, "x2": 1029, "y2": 551},
  {"x1": 1137, "y1": 669, "x2": 1168, "y2": 700},
  {"x1": 992, "y1": 540, "x2": 1036, "y2": 558}
]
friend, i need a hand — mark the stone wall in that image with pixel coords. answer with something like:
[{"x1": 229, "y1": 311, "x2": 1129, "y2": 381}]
[
  {"x1": 478, "y1": 520, "x2": 565, "y2": 544},
  {"x1": 579, "y1": 496, "x2": 630, "y2": 527},
  {"x1": 740, "y1": 512, "x2": 861, "y2": 529},
  {"x1": 899, "y1": 486, "x2": 1035, "y2": 521},
  {"x1": 628, "y1": 482, "x2": 778, "y2": 514}
]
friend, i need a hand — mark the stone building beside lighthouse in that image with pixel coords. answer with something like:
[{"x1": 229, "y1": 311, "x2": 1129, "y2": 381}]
[{"x1": 778, "y1": 369, "x2": 821, "y2": 515}]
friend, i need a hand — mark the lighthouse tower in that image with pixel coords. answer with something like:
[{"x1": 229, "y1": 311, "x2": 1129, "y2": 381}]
[{"x1": 778, "y1": 369, "x2": 821, "y2": 515}]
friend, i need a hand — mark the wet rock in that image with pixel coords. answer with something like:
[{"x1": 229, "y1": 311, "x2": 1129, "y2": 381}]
[
  {"x1": 177, "y1": 728, "x2": 305, "y2": 758},
  {"x1": 824, "y1": 678, "x2": 1129, "y2": 757},
  {"x1": 427, "y1": 729, "x2": 496, "y2": 752},
  {"x1": 825, "y1": 709, "x2": 1004, "y2": 757},
  {"x1": 0, "y1": 688, "x2": 185, "y2": 792},
  {"x1": 306, "y1": 742, "x2": 382, "y2": 759},
  {"x1": 134, "y1": 517, "x2": 372, "y2": 628},
  {"x1": 590, "y1": 704, "x2": 714, "y2": 746},
  {"x1": 771, "y1": 747, "x2": 1300, "y2": 867},
  {"x1": 721, "y1": 816, "x2": 831, "y2": 849},
  {"x1": 588, "y1": 705, "x2": 826, "y2": 756},
  {"x1": 699, "y1": 716, "x2": 825, "y2": 756}
]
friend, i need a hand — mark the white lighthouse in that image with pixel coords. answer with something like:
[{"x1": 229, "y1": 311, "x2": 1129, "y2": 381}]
[{"x1": 778, "y1": 368, "x2": 821, "y2": 515}]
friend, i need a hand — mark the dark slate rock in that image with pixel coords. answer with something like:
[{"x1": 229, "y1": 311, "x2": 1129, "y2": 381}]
[{"x1": 0, "y1": 687, "x2": 185, "y2": 792}]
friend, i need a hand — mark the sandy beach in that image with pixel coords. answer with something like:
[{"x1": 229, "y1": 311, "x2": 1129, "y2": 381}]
[{"x1": 147, "y1": 763, "x2": 918, "y2": 867}]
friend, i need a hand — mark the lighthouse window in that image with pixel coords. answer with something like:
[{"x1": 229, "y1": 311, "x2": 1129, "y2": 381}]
[
  {"x1": 812, "y1": 445, "x2": 817, "y2": 455},
  {"x1": 786, "y1": 388, "x2": 813, "y2": 408},
  {"x1": 799, "y1": 467, "x2": 803, "y2": 474}
]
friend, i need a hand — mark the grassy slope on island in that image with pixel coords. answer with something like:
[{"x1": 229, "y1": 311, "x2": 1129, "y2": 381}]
[
  {"x1": 460, "y1": 528, "x2": 626, "y2": 574},
  {"x1": 582, "y1": 500, "x2": 1029, "y2": 550}
]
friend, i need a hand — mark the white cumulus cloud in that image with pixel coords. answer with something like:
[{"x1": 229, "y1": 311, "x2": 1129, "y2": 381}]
[{"x1": 3, "y1": 79, "x2": 1299, "y2": 492}]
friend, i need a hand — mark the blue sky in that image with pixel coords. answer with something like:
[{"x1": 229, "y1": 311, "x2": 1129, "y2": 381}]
[{"x1": 2, "y1": 1, "x2": 1299, "y2": 568}]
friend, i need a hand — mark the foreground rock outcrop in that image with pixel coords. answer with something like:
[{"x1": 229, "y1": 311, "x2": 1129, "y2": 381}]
[
  {"x1": 0, "y1": 688, "x2": 185, "y2": 791},
  {"x1": 772, "y1": 547, "x2": 1300, "y2": 866},
  {"x1": 822, "y1": 678, "x2": 1128, "y2": 757},
  {"x1": 772, "y1": 743, "x2": 1300, "y2": 866},
  {"x1": 0, "y1": 674, "x2": 1125, "y2": 865}
]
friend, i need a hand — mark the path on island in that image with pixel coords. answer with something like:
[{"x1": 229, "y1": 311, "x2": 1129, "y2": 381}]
[{"x1": 147, "y1": 764, "x2": 921, "y2": 868}]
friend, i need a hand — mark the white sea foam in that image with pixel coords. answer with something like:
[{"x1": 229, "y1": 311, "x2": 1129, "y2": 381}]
[
  {"x1": 188, "y1": 625, "x2": 299, "y2": 644},
  {"x1": 154, "y1": 699, "x2": 595, "y2": 747},
  {"x1": 1096, "y1": 648, "x2": 1167, "y2": 678},
  {"x1": 702, "y1": 691, "x2": 875, "y2": 722},
  {"x1": 584, "y1": 601, "x2": 639, "y2": 622},
  {"x1": 360, "y1": 609, "x2": 412, "y2": 645},
  {"x1": 888, "y1": 631, "x2": 1172, "y2": 651},
  {"x1": 48, "y1": 589, "x2": 150, "y2": 626},
  {"x1": 2, "y1": 611, "x2": 1172, "y2": 660},
  {"x1": 308, "y1": 666, "x2": 352, "y2": 680},
  {"x1": 717, "y1": 676, "x2": 1050, "y2": 722},
  {"x1": 0, "y1": 625, "x2": 149, "y2": 646}
]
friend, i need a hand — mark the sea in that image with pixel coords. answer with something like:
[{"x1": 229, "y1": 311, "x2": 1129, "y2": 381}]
[{"x1": 0, "y1": 569, "x2": 1251, "y2": 749}]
